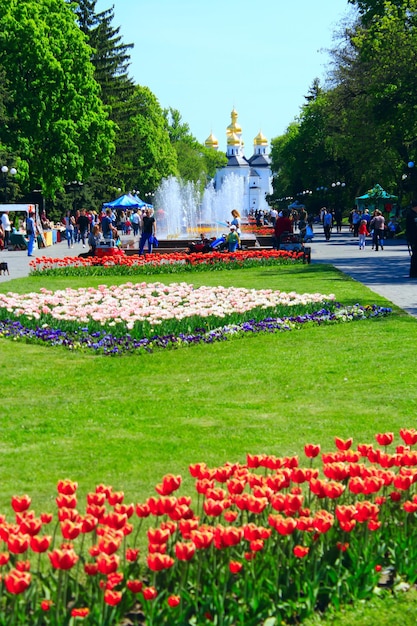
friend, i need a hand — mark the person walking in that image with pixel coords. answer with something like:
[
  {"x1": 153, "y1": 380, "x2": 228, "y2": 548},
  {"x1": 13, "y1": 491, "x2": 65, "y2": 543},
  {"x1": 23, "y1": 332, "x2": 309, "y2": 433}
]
[
  {"x1": 226, "y1": 225, "x2": 240, "y2": 252},
  {"x1": 1, "y1": 212, "x2": 11, "y2": 247},
  {"x1": 77, "y1": 208, "x2": 90, "y2": 248},
  {"x1": 26, "y1": 210, "x2": 36, "y2": 257},
  {"x1": 139, "y1": 208, "x2": 156, "y2": 254},
  {"x1": 64, "y1": 211, "x2": 75, "y2": 248},
  {"x1": 406, "y1": 199, "x2": 417, "y2": 278},
  {"x1": 358, "y1": 219, "x2": 369, "y2": 250},
  {"x1": 370, "y1": 209, "x2": 385, "y2": 251},
  {"x1": 323, "y1": 209, "x2": 333, "y2": 241}
]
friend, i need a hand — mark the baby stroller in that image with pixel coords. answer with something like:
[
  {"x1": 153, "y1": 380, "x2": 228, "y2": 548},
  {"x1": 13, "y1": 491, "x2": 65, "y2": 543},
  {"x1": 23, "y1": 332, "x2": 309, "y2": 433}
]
[{"x1": 210, "y1": 235, "x2": 227, "y2": 251}]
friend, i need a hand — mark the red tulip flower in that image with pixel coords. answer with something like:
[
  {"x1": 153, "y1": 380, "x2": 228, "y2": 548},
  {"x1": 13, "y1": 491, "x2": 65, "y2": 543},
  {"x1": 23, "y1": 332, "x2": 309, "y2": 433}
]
[
  {"x1": 229, "y1": 560, "x2": 243, "y2": 574},
  {"x1": 175, "y1": 541, "x2": 196, "y2": 561},
  {"x1": 104, "y1": 590, "x2": 122, "y2": 606},
  {"x1": 11, "y1": 495, "x2": 31, "y2": 513},
  {"x1": 334, "y1": 437, "x2": 353, "y2": 451},
  {"x1": 48, "y1": 548, "x2": 79, "y2": 570},
  {"x1": 108, "y1": 491, "x2": 125, "y2": 506},
  {"x1": 142, "y1": 586, "x2": 157, "y2": 601},
  {"x1": 71, "y1": 608, "x2": 90, "y2": 618},
  {"x1": 167, "y1": 594, "x2": 181, "y2": 607},
  {"x1": 57, "y1": 479, "x2": 78, "y2": 495},
  {"x1": 127, "y1": 579, "x2": 143, "y2": 594},
  {"x1": 147, "y1": 553, "x2": 175, "y2": 571},
  {"x1": 304, "y1": 443, "x2": 321, "y2": 458},
  {"x1": 400, "y1": 428, "x2": 417, "y2": 446},
  {"x1": 96, "y1": 553, "x2": 120, "y2": 575},
  {"x1": 30, "y1": 535, "x2": 51, "y2": 553},
  {"x1": 293, "y1": 545, "x2": 309, "y2": 558},
  {"x1": 4, "y1": 569, "x2": 31, "y2": 594},
  {"x1": 61, "y1": 520, "x2": 82, "y2": 541},
  {"x1": 41, "y1": 599, "x2": 53, "y2": 611},
  {"x1": 135, "y1": 503, "x2": 151, "y2": 518},
  {"x1": 375, "y1": 432, "x2": 394, "y2": 447},
  {"x1": 7, "y1": 533, "x2": 30, "y2": 554},
  {"x1": 126, "y1": 548, "x2": 139, "y2": 562}
]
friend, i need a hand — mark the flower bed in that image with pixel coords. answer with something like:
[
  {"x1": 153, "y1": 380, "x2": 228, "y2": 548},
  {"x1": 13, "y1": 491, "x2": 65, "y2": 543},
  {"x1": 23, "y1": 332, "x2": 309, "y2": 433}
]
[
  {"x1": 0, "y1": 282, "x2": 391, "y2": 355},
  {"x1": 28, "y1": 249, "x2": 304, "y2": 277},
  {"x1": 1, "y1": 429, "x2": 417, "y2": 625}
]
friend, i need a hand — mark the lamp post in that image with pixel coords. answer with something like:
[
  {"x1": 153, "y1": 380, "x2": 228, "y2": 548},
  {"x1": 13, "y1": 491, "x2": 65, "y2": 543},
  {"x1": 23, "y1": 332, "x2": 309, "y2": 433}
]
[
  {"x1": 65, "y1": 180, "x2": 83, "y2": 213},
  {"x1": 1, "y1": 165, "x2": 17, "y2": 203}
]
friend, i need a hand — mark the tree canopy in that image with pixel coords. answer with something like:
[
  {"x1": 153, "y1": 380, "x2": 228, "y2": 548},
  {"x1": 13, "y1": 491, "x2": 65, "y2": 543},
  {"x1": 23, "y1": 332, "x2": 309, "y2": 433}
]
[{"x1": 0, "y1": 0, "x2": 115, "y2": 198}]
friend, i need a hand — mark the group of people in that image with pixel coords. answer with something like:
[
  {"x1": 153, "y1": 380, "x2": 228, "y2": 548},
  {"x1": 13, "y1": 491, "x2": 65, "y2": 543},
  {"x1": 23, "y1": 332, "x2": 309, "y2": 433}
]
[{"x1": 63, "y1": 206, "x2": 157, "y2": 256}]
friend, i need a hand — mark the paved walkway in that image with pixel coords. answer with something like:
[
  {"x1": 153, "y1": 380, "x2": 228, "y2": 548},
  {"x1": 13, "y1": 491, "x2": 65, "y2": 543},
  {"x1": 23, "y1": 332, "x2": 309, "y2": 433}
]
[{"x1": 0, "y1": 227, "x2": 415, "y2": 317}]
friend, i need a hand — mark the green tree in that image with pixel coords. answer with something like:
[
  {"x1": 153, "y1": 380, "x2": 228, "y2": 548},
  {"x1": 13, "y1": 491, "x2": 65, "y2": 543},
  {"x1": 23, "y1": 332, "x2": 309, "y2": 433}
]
[
  {"x1": 164, "y1": 107, "x2": 227, "y2": 190},
  {"x1": 126, "y1": 86, "x2": 178, "y2": 195},
  {"x1": 0, "y1": 0, "x2": 115, "y2": 198}
]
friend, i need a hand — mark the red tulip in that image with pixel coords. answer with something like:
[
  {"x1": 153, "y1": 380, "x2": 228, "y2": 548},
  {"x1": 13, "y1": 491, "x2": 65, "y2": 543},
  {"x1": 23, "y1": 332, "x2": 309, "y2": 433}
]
[
  {"x1": 7, "y1": 533, "x2": 30, "y2": 554},
  {"x1": 175, "y1": 542, "x2": 196, "y2": 561},
  {"x1": 104, "y1": 590, "x2": 122, "y2": 606},
  {"x1": 61, "y1": 520, "x2": 82, "y2": 540},
  {"x1": 127, "y1": 579, "x2": 143, "y2": 593},
  {"x1": 334, "y1": 437, "x2": 353, "y2": 451},
  {"x1": 167, "y1": 594, "x2": 181, "y2": 607},
  {"x1": 48, "y1": 548, "x2": 79, "y2": 570},
  {"x1": 41, "y1": 599, "x2": 53, "y2": 611},
  {"x1": 147, "y1": 527, "x2": 171, "y2": 545},
  {"x1": 4, "y1": 569, "x2": 31, "y2": 594},
  {"x1": 57, "y1": 479, "x2": 78, "y2": 495},
  {"x1": 30, "y1": 535, "x2": 51, "y2": 553},
  {"x1": 229, "y1": 560, "x2": 243, "y2": 574},
  {"x1": 375, "y1": 432, "x2": 394, "y2": 447},
  {"x1": 84, "y1": 562, "x2": 98, "y2": 576},
  {"x1": 304, "y1": 443, "x2": 321, "y2": 458},
  {"x1": 142, "y1": 586, "x2": 157, "y2": 601},
  {"x1": 126, "y1": 548, "x2": 139, "y2": 562},
  {"x1": 71, "y1": 608, "x2": 90, "y2": 618},
  {"x1": 135, "y1": 503, "x2": 151, "y2": 518},
  {"x1": 400, "y1": 428, "x2": 417, "y2": 446},
  {"x1": 293, "y1": 545, "x2": 309, "y2": 558},
  {"x1": 96, "y1": 553, "x2": 120, "y2": 575},
  {"x1": 108, "y1": 491, "x2": 125, "y2": 506},
  {"x1": 11, "y1": 495, "x2": 31, "y2": 513},
  {"x1": 56, "y1": 494, "x2": 77, "y2": 509},
  {"x1": 190, "y1": 529, "x2": 214, "y2": 549},
  {"x1": 147, "y1": 553, "x2": 175, "y2": 571}
]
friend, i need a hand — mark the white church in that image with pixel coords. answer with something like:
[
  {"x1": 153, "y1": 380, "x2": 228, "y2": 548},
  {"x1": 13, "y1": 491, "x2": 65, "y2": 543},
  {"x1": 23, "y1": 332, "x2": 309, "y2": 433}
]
[{"x1": 205, "y1": 108, "x2": 273, "y2": 214}]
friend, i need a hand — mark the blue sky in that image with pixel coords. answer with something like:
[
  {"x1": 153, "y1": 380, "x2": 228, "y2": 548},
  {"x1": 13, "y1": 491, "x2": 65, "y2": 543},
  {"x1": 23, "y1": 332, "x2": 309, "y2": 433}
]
[{"x1": 95, "y1": 0, "x2": 354, "y2": 152}]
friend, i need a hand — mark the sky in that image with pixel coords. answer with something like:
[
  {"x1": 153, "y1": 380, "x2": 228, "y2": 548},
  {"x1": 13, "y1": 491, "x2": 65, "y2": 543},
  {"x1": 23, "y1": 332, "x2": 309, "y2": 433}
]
[{"x1": 95, "y1": 0, "x2": 354, "y2": 152}]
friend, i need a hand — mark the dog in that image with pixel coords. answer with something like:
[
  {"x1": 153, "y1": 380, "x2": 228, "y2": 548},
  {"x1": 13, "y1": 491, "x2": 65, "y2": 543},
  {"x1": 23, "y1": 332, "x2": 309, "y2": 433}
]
[{"x1": 0, "y1": 262, "x2": 9, "y2": 275}]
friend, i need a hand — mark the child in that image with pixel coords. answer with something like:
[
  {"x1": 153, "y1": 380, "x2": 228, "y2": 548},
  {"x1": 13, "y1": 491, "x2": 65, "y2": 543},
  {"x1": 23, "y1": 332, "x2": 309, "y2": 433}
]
[
  {"x1": 226, "y1": 225, "x2": 240, "y2": 252},
  {"x1": 358, "y1": 219, "x2": 369, "y2": 250}
]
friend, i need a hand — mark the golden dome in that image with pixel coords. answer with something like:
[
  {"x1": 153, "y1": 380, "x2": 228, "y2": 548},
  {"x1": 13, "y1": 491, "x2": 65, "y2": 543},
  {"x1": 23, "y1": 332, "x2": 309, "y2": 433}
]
[
  {"x1": 205, "y1": 132, "x2": 219, "y2": 149},
  {"x1": 227, "y1": 132, "x2": 241, "y2": 146},
  {"x1": 254, "y1": 130, "x2": 268, "y2": 146},
  {"x1": 226, "y1": 108, "x2": 242, "y2": 135}
]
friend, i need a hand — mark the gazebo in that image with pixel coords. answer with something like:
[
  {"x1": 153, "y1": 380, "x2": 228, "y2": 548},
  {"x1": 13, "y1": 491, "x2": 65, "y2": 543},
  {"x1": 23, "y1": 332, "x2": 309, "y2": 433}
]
[{"x1": 355, "y1": 184, "x2": 397, "y2": 215}]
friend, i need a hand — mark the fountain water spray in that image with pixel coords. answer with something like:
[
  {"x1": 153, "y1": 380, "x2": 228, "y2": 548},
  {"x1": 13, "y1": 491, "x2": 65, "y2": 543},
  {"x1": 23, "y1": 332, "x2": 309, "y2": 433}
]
[{"x1": 154, "y1": 174, "x2": 245, "y2": 239}]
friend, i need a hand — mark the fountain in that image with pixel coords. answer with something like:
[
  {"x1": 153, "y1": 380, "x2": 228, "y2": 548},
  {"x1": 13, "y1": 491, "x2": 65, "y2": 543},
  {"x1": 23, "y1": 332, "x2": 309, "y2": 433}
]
[{"x1": 154, "y1": 173, "x2": 246, "y2": 239}]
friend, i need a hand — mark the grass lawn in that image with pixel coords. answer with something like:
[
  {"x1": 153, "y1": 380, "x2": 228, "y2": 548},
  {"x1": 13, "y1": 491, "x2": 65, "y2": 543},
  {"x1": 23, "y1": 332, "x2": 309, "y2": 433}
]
[
  {"x1": 0, "y1": 263, "x2": 415, "y2": 510},
  {"x1": 0, "y1": 261, "x2": 417, "y2": 623}
]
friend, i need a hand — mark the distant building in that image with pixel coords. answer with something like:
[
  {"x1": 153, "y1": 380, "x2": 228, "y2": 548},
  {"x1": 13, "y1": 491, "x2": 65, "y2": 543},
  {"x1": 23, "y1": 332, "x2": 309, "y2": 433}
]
[{"x1": 205, "y1": 108, "x2": 273, "y2": 214}]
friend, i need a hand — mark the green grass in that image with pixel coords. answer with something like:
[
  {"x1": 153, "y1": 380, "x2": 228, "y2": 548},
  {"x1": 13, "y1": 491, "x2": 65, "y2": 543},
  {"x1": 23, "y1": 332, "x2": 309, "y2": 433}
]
[
  {"x1": 0, "y1": 263, "x2": 414, "y2": 508},
  {"x1": 303, "y1": 589, "x2": 417, "y2": 626},
  {"x1": 1, "y1": 262, "x2": 416, "y2": 623}
]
